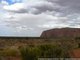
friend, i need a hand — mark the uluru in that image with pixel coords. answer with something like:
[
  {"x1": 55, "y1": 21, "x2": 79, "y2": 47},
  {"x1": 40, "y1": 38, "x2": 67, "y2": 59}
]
[{"x1": 40, "y1": 28, "x2": 80, "y2": 38}]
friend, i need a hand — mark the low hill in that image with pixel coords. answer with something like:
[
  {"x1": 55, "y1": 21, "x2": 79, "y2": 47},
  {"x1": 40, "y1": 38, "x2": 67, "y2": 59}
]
[{"x1": 40, "y1": 28, "x2": 80, "y2": 38}]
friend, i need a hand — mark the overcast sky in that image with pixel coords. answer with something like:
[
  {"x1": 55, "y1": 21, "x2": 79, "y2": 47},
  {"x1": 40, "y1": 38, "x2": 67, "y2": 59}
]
[{"x1": 0, "y1": 0, "x2": 80, "y2": 37}]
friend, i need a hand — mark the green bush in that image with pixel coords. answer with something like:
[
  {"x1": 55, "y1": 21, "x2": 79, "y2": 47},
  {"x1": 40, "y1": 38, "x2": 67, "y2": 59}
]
[
  {"x1": 19, "y1": 46, "x2": 41, "y2": 60},
  {"x1": 19, "y1": 44, "x2": 65, "y2": 60},
  {"x1": 38, "y1": 44, "x2": 63, "y2": 58},
  {"x1": 1, "y1": 48, "x2": 18, "y2": 56}
]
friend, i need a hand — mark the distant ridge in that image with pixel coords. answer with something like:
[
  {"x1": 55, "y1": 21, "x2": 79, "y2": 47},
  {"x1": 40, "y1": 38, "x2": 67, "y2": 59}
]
[
  {"x1": 0, "y1": 36, "x2": 43, "y2": 39},
  {"x1": 40, "y1": 28, "x2": 80, "y2": 38}
]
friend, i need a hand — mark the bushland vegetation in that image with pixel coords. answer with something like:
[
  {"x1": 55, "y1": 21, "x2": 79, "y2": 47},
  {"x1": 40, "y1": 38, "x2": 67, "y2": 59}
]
[{"x1": 0, "y1": 37, "x2": 79, "y2": 60}]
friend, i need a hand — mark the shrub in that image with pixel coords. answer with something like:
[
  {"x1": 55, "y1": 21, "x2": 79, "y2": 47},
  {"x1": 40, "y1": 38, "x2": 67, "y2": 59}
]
[
  {"x1": 19, "y1": 44, "x2": 65, "y2": 60},
  {"x1": 38, "y1": 44, "x2": 63, "y2": 58},
  {"x1": 2, "y1": 48, "x2": 18, "y2": 56},
  {"x1": 19, "y1": 46, "x2": 41, "y2": 60}
]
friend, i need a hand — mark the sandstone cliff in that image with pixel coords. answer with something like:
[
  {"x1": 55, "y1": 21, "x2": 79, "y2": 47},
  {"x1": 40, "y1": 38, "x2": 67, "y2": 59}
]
[{"x1": 40, "y1": 28, "x2": 80, "y2": 38}]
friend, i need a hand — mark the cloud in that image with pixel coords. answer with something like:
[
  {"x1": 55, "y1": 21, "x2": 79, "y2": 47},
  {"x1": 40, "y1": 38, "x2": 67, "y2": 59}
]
[
  {"x1": 4, "y1": 13, "x2": 70, "y2": 32},
  {"x1": 4, "y1": 13, "x2": 66, "y2": 36},
  {"x1": 0, "y1": 0, "x2": 80, "y2": 36},
  {"x1": 2, "y1": 0, "x2": 80, "y2": 14},
  {"x1": 2, "y1": 0, "x2": 62, "y2": 14},
  {"x1": 56, "y1": 0, "x2": 80, "y2": 15},
  {"x1": 3, "y1": 3, "x2": 27, "y2": 13},
  {"x1": 1, "y1": 0, "x2": 8, "y2": 5}
]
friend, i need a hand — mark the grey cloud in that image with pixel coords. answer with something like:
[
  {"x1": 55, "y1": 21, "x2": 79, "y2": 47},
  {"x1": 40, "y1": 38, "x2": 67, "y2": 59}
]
[
  {"x1": 1, "y1": 0, "x2": 80, "y2": 36},
  {"x1": 30, "y1": 1, "x2": 61, "y2": 14},
  {"x1": 46, "y1": 0, "x2": 80, "y2": 16},
  {"x1": 3, "y1": 0, "x2": 80, "y2": 15},
  {"x1": 6, "y1": 9, "x2": 28, "y2": 13},
  {"x1": 3, "y1": 0, "x2": 62, "y2": 14},
  {"x1": 56, "y1": 0, "x2": 80, "y2": 14}
]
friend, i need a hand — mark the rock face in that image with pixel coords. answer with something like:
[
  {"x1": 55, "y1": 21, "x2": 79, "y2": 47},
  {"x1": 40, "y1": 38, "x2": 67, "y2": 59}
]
[{"x1": 40, "y1": 28, "x2": 80, "y2": 38}]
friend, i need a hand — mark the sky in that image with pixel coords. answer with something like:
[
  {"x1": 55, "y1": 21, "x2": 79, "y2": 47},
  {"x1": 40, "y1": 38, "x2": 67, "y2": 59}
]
[{"x1": 0, "y1": 0, "x2": 80, "y2": 37}]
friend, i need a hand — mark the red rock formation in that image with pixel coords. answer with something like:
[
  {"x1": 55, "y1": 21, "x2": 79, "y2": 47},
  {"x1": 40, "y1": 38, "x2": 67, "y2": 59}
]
[{"x1": 40, "y1": 28, "x2": 80, "y2": 38}]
